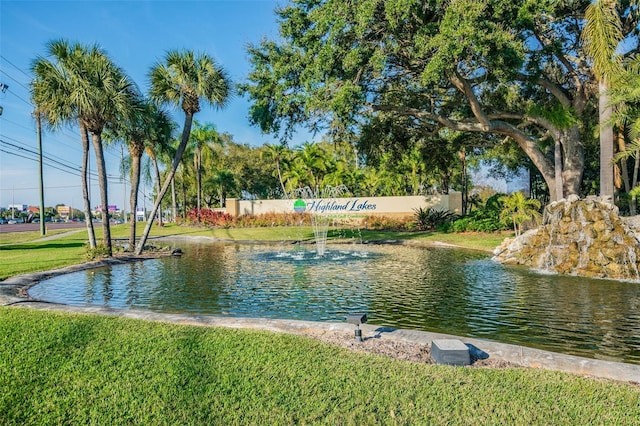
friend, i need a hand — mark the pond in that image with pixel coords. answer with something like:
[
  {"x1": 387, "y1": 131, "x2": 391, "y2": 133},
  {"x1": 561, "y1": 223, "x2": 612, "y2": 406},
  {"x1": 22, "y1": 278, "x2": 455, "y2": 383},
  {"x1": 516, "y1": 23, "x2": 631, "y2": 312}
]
[{"x1": 28, "y1": 241, "x2": 640, "y2": 365}]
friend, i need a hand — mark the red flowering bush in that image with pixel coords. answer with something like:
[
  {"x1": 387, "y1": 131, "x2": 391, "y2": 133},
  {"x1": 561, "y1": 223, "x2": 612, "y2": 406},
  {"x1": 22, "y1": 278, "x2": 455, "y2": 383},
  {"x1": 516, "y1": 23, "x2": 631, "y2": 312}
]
[{"x1": 185, "y1": 208, "x2": 233, "y2": 227}]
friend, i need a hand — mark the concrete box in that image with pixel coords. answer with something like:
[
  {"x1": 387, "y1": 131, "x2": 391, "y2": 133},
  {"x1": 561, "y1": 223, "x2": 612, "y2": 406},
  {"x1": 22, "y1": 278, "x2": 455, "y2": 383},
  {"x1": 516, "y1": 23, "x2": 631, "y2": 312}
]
[{"x1": 431, "y1": 339, "x2": 471, "y2": 366}]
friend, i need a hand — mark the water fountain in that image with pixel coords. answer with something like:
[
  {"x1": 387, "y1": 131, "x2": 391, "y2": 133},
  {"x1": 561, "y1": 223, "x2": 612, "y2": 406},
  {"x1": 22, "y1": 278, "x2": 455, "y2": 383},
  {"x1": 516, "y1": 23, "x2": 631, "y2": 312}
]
[
  {"x1": 493, "y1": 195, "x2": 640, "y2": 280},
  {"x1": 291, "y1": 185, "x2": 349, "y2": 256}
]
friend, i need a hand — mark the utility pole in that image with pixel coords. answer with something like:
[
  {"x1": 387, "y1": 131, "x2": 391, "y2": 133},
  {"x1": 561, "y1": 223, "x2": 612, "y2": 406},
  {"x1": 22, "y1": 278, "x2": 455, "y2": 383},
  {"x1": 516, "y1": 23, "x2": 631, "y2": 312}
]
[{"x1": 36, "y1": 111, "x2": 46, "y2": 235}]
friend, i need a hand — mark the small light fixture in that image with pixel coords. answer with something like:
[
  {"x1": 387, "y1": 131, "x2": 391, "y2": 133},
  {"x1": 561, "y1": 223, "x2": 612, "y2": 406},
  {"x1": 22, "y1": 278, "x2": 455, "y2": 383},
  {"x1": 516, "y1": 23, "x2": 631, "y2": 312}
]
[{"x1": 346, "y1": 313, "x2": 367, "y2": 342}]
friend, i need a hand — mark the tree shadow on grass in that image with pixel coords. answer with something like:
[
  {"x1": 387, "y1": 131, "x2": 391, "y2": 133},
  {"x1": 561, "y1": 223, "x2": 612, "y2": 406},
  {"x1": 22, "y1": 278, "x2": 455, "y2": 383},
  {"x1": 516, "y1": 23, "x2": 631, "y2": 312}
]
[{"x1": 0, "y1": 241, "x2": 86, "y2": 250}]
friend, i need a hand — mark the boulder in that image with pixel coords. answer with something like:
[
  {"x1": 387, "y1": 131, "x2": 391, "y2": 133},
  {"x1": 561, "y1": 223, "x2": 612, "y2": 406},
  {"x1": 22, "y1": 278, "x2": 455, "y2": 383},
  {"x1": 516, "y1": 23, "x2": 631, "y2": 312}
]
[{"x1": 493, "y1": 197, "x2": 640, "y2": 280}]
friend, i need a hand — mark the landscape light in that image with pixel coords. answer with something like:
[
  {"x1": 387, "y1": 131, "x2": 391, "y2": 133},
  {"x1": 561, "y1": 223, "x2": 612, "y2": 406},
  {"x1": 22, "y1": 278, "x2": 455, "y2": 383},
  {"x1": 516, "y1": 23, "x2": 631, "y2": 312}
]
[{"x1": 346, "y1": 313, "x2": 367, "y2": 342}]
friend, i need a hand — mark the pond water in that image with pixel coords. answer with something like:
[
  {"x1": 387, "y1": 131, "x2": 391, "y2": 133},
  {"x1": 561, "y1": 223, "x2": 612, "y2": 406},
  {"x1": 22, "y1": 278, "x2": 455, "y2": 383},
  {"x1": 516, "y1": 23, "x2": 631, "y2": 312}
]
[{"x1": 28, "y1": 241, "x2": 640, "y2": 365}]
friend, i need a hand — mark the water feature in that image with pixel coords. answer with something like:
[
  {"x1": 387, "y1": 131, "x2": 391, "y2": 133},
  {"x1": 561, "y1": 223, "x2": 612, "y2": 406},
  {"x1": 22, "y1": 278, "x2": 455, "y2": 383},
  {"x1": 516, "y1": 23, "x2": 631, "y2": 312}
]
[
  {"x1": 494, "y1": 195, "x2": 640, "y2": 280},
  {"x1": 28, "y1": 241, "x2": 640, "y2": 365},
  {"x1": 291, "y1": 185, "x2": 349, "y2": 256}
]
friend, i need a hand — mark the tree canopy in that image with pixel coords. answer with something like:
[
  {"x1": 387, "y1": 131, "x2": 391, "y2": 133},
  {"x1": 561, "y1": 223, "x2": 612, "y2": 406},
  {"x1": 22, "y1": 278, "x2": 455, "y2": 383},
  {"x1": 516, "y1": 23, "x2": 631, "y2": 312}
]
[{"x1": 241, "y1": 0, "x2": 640, "y2": 201}]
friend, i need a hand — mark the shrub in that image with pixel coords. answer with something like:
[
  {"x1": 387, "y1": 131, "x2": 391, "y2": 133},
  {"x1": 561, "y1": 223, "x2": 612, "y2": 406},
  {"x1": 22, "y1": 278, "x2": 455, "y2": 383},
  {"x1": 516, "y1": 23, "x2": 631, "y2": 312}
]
[
  {"x1": 85, "y1": 243, "x2": 111, "y2": 260},
  {"x1": 449, "y1": 194, "x2": 509, "y2": 233},
  {"x1": 413, "y1": 207, "x2": 459, "y2": 231},
  {"x1": 185, "y1": 209, "x2": 233, "y2": 227},
  {"x1": 234, "y1": 212, "x2": 311, "y2": 227},
  {"x1": 359, "y1": 215, "x2": 413, "y2": 231},
  {"x1": 498, "y1": 192, "x2": 542, "y2": 236}
]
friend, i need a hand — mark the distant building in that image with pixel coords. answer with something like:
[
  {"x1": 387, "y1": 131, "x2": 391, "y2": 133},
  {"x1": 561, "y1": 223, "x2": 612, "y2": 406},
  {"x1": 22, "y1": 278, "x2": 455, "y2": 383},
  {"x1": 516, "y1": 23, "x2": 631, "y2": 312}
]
[
  {"x1": 57, "y1": 205, "x2": 71, "y2": 219},
  {"x1": 8, "y1": 204, "x2": 27, "y2": 212},
  {"x1": 136, "y1": 207, "x2": 146, "y2": 222},
  {"x1": 93, "y1": 205, "x2": 120, "y2": 215}
]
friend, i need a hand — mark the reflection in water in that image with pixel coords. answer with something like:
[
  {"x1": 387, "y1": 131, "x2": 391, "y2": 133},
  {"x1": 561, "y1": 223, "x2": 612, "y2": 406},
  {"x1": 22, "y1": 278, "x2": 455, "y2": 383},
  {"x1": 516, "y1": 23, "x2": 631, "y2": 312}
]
[{"x1": 28, "y1": 242, "x2": 640, "y2": 364}]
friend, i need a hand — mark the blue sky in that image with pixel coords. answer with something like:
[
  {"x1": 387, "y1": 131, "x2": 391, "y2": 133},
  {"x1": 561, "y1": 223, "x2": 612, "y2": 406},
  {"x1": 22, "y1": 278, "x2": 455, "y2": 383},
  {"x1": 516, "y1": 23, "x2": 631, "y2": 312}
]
[{"x1": 0, "y1": 0, "x2": 298, "y2": 210}]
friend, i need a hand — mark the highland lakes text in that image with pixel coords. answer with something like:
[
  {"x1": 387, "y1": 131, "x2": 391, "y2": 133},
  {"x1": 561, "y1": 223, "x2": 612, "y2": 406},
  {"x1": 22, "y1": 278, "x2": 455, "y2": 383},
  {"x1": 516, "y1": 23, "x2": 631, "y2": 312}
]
[{"x1": 305, "y1": 199, "x2": 377, "y2": 213}]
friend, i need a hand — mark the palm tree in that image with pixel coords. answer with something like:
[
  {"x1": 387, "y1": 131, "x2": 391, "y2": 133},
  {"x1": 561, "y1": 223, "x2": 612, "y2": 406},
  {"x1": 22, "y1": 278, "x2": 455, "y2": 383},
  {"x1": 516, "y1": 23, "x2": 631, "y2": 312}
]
[
  {"x1": 611, "y1": 56, "x2": 640, "y2": 213},
  {"x1": 189, "y1": 121, "x2": 222, "y2": 214},
  {"x1": 72, "y1": 46, "x2": 138, "y2": 256},
  {"x1": 30, "y1": 40, "x2": 100, "y2": 248},
  {"x1": 262, "y1": 143, "x2": 290, "y2": 197},
  {"x1": 105, "y1": 99, "x2": 173, "y2": 248},
  {"x1": 582, "y1": 0, "x2": 625, "y2": 201},
  {"x1": 104, "y1": 98, "x2": 145, "y2": 248},
  {"x1": 297, "y1": 142, "x2": 327, "y2": 188},
  {"x1": 499, "y1": 192, "x2": 542, "y2": 237},
  {"x1": 206, "y1": 169, "x2": 236, "y2": 207},
  {"x1": 144, "y1": 106, "x2": 175, "y2": 226},
  {"x1": 135, "y1": 50, "x2": 231, "y2": 254},
  {"x1": 281, "y1": 156, "x2": 307, "y2": 194}
]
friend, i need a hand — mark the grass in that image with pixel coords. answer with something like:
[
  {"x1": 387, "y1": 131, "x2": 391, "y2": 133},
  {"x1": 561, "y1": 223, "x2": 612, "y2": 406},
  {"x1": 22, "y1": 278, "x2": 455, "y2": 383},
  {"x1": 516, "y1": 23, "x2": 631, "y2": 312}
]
[
  {"x1": 0, "y1": 232, "x2": 88, "y2": 280},
  {"x1": 0, "y1": 228, "x2": 73, "y2": 245},
  {"x1": 1, "y1": 307, "x2": 638, "y2": 425},
  {"x1": 1, "y1": 224, "x2": 638, "y2": 423}
]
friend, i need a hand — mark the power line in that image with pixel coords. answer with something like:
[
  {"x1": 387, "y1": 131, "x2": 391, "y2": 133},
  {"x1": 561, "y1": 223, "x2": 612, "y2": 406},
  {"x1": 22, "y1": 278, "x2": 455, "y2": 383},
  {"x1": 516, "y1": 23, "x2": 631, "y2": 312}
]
[
  {"x1": 0, "y1": 55, "x2": 32, "y2": 79},
  {"x1": 0, "y1": 139, "x2": 127, "y2": 184},
  {"x1": 1, "y1": 138, "x2": 85, "y2": 175},
  {"x1": 0, "y1": 69, "x2": 30, "y2": 91},
  {"x1": 1, "y1": 60, "x2": 134, "y2": 163},
  {"x1": 1, "y1": 117, "x2": 35, "y2": 133},
  {"x1": 2, "y1": 119, "x2": 126, "y2": 162},
  {"x1": 2, "y1": 137, "x2": 81, "y2": 170},
  {"x1": 6, "y1": 88, "x2": 32, "y2": 107},
  {"x1": 0, "y1": 147, "x2": 81, "y2": 178},
  {"x1": 2, "y1": 133, "x2": 83, "y2": 164},
  {"x1": 0, "y1": 185, "x2": 88, "y2": 191}
]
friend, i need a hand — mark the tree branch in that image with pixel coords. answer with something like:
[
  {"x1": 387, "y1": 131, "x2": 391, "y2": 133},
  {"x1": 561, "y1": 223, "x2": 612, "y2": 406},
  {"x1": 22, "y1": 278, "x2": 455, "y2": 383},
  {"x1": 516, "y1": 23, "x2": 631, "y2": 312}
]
[{"x1": 448, "y1": 71, "x2": 491, "y2": 130}]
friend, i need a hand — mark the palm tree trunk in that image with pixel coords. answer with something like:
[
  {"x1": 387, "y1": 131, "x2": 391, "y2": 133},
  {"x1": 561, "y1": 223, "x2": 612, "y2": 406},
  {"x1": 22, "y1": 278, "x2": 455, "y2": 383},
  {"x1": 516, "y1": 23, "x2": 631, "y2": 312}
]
[
  {"x1": 632, "y1": 153, "x2": 639, "y2": 215},
  {"x1": 152, "y1": 157, "x2": 163, "y2": 226},
  {"x1": 136, "y1": 113, "x2": 194, "y2": 254},
  {"x1": 129, "y1": 152, "x2": 142, "y2": 249},
  {"x1": 554, "y1": 139, "x2": 564, "y2": 201},
  {"x1": 171, "y1": 176, "x2": 177, "y2": 222},
  {"x1": 180, "y1": 175, "x2": 187, "y2": 220},
  {"x1": 276, "y1": 159, "x2": 287, "y2": 198},
  {"x1": 634, "y1": 153, "x2": 639, "y2": 189},
  {"x1": 600, "y1": 81, "x2": 615, "y2": 200},
  {"x1": 91, "y1": 131, "x2": 113, "y2": 256},
  {"x1": 459, "y1": 150, "x2": 468, "y2": 214},
  {"x1": 80, "y1": 124, "x2": 97, "y2": 248},
  {"x1": 196, "y1": 148, "x2": 202, "y2": 213}
]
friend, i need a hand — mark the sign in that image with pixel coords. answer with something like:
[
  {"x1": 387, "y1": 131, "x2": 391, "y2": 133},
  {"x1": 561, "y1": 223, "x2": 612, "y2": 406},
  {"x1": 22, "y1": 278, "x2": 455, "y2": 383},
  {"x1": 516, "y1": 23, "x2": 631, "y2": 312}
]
[{"x1": 296, "y1": 198, "x2": 378, "y2": 214}]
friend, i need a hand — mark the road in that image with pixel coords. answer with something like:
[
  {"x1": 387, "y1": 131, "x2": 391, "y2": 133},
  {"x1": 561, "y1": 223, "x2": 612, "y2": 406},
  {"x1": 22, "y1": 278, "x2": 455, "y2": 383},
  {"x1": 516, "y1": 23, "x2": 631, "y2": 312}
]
[{"x1": 0, "y1": 221, "x2": 89, "y2": 234}]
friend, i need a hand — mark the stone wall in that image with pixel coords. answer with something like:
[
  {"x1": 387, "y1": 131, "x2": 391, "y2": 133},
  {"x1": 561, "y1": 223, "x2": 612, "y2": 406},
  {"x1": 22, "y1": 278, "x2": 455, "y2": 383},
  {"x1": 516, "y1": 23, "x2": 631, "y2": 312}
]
[{"x1": 493, "y1": 195, "x2": 640, "y2": 280}]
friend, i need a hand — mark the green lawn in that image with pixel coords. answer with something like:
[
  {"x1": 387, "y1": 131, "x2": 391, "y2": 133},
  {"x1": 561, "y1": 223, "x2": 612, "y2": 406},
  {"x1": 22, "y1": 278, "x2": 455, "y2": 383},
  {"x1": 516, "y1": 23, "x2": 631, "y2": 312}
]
[{"x1": 1, "y1": 308, "x2": 638, "y2": 425}]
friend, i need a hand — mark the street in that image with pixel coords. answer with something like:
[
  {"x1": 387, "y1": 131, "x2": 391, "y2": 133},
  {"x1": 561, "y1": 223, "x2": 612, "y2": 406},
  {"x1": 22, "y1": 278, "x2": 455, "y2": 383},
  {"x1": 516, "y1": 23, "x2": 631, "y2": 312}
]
[{"x1": 0, "y1": 221, "x2": 90, "y2": 234}]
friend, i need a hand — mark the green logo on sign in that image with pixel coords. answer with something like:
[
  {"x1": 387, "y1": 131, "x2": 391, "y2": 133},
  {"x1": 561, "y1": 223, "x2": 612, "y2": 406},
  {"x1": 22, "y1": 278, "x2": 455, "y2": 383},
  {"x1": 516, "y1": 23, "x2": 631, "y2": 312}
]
[{"x1": 293, "y1": 199, "x2": 306, "y2": 213}]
